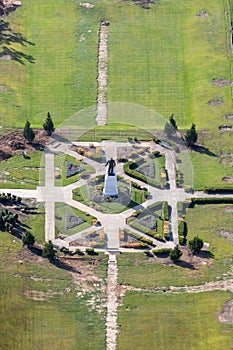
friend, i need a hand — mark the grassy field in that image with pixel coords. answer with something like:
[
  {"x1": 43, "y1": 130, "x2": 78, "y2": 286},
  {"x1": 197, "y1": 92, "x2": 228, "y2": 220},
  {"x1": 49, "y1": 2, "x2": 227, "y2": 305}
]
[
  {"x1": 0, "y1": 150, "x2": 44, "y2": 188},
  {"x1": 107, "y1": 0, "x2": 233, "y2": 131},
  {"x1": 118, "y1": 204, "x2": 233, "y2": 288},
  {"x1": 0, "y1": 231, "x2": 106, "y2": 349},
  {"x1": 118, "y1": 291, "x2": 233, "y2": 350},
  {"x1": 177, "y1": 151, "x2": 233, "y2": 190},
  {"x1": 0, "y1": 0, "x2": 101, "y2": 129},
  {"x1": 23, "y1": 202, "x2": 45, "y2": 243}
]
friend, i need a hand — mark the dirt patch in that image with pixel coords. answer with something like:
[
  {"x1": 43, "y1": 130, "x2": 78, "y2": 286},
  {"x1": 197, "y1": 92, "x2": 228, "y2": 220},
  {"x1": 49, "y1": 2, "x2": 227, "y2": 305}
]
[
  {"x1": 218, "y1": 300, "x2": 233, "y2": 324},
  {"x1": 58, "y1": 256, "x2": 106, "y2": 302},
  {"x1": 219, "y1": 125, "x2": 232, "y2": 132},
  {"x1": 197, "y1": 10, "x2": 209, "y2": 18},
  {"x1": 222, "y1": 176, "x2": 233, "y2": 183},
  {"x1": 225, "y1": 114, "x2": 233, "y2": 121},
  {"x1": 0, "y1": 129, "x2": 49, "y2": 161},
  {"x1": 218, "y1": 229, "x2": 233, "y2": 243},
  {"x1": 223, "y1": 206, "x2": 233, "y2": 213},
  {"x1": 208, "y1": 99, "x2": 223, "y2": 106},
  {"x1": 211, "y1": 78, "x2": 231, "y2": 87}
]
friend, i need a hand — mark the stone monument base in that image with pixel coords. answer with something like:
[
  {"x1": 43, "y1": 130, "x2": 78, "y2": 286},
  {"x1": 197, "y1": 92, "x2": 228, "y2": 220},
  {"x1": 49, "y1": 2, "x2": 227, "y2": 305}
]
[{"x1": 103, "y1": 172, "x2": 118, "y2": 197}]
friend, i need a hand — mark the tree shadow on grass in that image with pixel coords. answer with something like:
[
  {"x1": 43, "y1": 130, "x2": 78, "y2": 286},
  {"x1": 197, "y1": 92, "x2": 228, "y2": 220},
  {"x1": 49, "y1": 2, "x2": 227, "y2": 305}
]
[
  {"x1": 174, "y1": 260, "x2": 197, "y2": 270},
  {"x1": 0, "y1": 19, "x2": 35, "y2": 65},
  {"x1": 197, "y1": 250, "x2": 215, "y2": 259},
  {"x1": 192, "y1": 145, "x2": 217, "y2": 157}
]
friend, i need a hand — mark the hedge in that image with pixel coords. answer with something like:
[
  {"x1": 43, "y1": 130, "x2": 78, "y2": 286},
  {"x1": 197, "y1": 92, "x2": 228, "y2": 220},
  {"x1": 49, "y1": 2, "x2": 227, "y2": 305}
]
[
  {"x1": 128, "y1": 220, "x2": 164, "y2": 241},
  {"x1": 178, "y1": 220, "x2": 187, "y2": 237},
  {"x1": 191, "y1": 198, "x2": 233, "y2": 205},
  {"x1": 124, "y1": 161, "x2": 162, "y2": 188},
  {"x1": 162, "y1": 201, "x2": 169, "y2": 220}
]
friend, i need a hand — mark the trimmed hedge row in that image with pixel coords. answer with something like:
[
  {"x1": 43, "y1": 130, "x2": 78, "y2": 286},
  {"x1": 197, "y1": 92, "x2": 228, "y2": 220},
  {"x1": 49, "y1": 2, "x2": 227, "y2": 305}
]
[
  {"x1": 191, "y1": 198, "x2": 233, "y2": 205},
  {"x1": 124, "y1": 161, "x2": 161, "y2": 188},
  {"x1": 128, "y1": 220, "x2": 164, "y2": 241},
  {"x1": 162, "y1": 201, "x2": 169, "y2": 220}
]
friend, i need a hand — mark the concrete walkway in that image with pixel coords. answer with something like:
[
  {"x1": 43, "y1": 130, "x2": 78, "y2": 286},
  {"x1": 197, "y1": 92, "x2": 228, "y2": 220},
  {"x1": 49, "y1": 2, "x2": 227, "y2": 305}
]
[
  {"x1": 96, "y1": 23, "x2": 108, "y2": 126},
  {"x1": 106, "y1": 253, "x2": 118, "y2": 350}
]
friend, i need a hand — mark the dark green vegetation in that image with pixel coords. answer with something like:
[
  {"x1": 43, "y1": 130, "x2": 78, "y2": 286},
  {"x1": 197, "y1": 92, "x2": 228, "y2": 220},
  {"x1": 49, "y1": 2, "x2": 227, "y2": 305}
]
[
  {"x1": 43, "y1": 112, "x2": 55, "y2": 136},
  {"x1": 23, "y1": 120, "x2": 35, "y2": 143},
  {"x1": 118, "y1": 291, "x2": 233, "y2": 350},
  {"x1": 0, "y1": 231, "x2": 107, "y2": 349},
  {"x1": 118, "y1": 204, "x2": 233, "y2": 288}
]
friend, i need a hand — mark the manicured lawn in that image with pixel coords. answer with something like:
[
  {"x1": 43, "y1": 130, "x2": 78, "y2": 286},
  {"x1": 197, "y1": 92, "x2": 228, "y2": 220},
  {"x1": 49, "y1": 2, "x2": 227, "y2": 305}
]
[
  {"x1": 0, "y1": 231, "x2": 106, "y2": 349},
  {"x1": 0, "y1": 150, "x2": 44, "y2": 188},
  {"x1": 55, "y1": 202, "x2": 96, "y2": 236},
  {"x1": 177, "y1": 151, "x2": 233, "y2": 190},
  {"x1": 0, "y1": 0, "x2": 100, "y2": 129},
  {"x1": 23, "y1": 202, "x2": 45, "y2": 243},
  {"x1": 118, "y1": 291, "x2": 233, "y2": 350},
  {"x1": 107, "y1": 0, "x2": 232, "y2": 132},
  {"x1": 118, "y1": 204, "x2": 233, "y2": 288},
  {"x1": 54, "y1": 153, "x2": 95, "y2": 186}
]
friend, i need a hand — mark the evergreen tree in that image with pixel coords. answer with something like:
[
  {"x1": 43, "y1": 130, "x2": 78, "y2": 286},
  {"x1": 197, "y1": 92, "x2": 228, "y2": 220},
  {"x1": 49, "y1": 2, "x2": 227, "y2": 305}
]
[
  {"x1": 23, "y1": 120, "x2": 35, "y2": 143},
  {"x1": 43, "y1": 240, "x2": 56, "y2": 262},
  {"x1": 43, "y1": 112, "x2": 55, "y2": 136},
  {"x1": 188, "y1": 236, "x2": 203, "y2": 255},
  {"x1": 170, "y1": 245, "x2": 182, "y2": 261},
  {"x1": 22, "y1": 231, "x2": 35, "y2": 249},
  {"x1": 185, "y1": 123, "x2": 198, "y2": 147}
]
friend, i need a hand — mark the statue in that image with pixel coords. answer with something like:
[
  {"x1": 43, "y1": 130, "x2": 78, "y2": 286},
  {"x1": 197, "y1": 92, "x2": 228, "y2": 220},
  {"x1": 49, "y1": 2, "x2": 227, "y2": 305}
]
[{"x1": 105, "y1": 157, "x2": 116, "y2": 176}]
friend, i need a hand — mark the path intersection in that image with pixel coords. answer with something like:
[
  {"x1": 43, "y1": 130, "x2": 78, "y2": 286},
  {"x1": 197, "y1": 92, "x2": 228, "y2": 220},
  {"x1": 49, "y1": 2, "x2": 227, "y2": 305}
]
[{"x1": 0, "y1": 138, "x2": 232, "y2": 253}]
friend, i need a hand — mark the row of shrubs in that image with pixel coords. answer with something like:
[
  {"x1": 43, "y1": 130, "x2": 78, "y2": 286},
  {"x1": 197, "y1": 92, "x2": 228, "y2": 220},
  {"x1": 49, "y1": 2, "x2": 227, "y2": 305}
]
[
  {"x1": 124, "y1": 161, "x2": 159, "y2": 188},
  {"x1": 178, "y1": 220, "x2": 187, "y2": 244},
  {"x1": 0, "y1": 208, "x2": 18, "y2": 232},
  {"x1": 60, "y1": 247, "x2": 99, "y2": 256},
  {"x1": 0, "y1": 193, "x2": 22, "y2": 205},
  {"x1": 191, "y1": 198, "x2": 233, "y2": 205},
  {"x1": 128, "y1": 219, "x2": 165, "y2": 242}
]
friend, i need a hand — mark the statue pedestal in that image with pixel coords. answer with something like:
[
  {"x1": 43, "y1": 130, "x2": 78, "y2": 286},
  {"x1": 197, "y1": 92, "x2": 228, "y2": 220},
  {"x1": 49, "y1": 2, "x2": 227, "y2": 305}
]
[{"x1": 103, "y1": 170, "x2": 118, "y2": 197}]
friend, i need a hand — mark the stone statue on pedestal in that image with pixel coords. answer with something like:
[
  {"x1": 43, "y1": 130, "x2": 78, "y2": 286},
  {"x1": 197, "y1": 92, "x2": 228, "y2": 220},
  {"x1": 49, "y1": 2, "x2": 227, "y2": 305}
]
[{"x1": 105, "y1": 158, "x2": 116, "y2": 176}]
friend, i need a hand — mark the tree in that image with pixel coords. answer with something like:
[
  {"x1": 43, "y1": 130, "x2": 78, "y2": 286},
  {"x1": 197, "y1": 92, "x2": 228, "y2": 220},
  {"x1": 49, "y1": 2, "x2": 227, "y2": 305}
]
[
  {"x1": 188, "y1": 236, "x2": 203, "y2": 255},
  {"x1": 164, "y1": 114, "x2": 178, "y2": 137},
  {"x1": 185, "y1": 123, "x2": 198, "y2": 147},
  {"x1": 43, "y1": 112, "x2": 55, "y2": 136},
  {"x1": 22, "y1": 231, "x2": 35, "y2": 249},
  {"x1": 43, "y1": 240, "x2": 56, "y2": 261},
  {"x1": 23, "y1": 120, "x2": 35, "y2": 143},
  {"x1": 170, "y1": 245, "x2": 182, "y2": 261}
]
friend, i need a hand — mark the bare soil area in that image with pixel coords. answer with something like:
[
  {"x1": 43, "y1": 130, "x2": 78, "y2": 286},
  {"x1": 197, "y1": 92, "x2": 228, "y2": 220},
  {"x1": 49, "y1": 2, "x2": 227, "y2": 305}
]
[
  {"x1": 211, "y1": 78, "x2": 232, "y2": 87},
  {"x1": 218, "y1": 229, "x2": 233, "y2": 243},
  {"x1": 222, "y1": 176, "x2": 233, "y2": 183},
  {"x1": 0, "y1": 129, "x2": 49, "y2": 161},
  {"x1": 208, "y1": 99, "x2": 224, "y2": 106},
  {"x1": 225, "y1": 113, "x2": 233, "y2": 121},
  {"x1": 218, "y1": 300, "x2": 233, "y2": 324}
]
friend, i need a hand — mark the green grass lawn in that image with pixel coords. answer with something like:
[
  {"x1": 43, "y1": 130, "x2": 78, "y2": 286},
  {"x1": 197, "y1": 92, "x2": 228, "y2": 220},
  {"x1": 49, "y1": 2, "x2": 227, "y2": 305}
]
[
  {"x1": 0, "y1": 150, "x2": 44, "y2": 188},
  {"x1": 54, "y1": 152, "x2": 95, "y2": 186},
  {"x1": 107, "y1": 0, "x2": 233, "y2": 132},
  {"x1": 55, "y1": 202, "x2": 96, "y2": 236},
  {"x1": 23, "y1": 202, "x2": 45, "y2": 243},
  {"x1": 118, "y1": 204, "x2": 233, "y2": 288},
  {"x1": 0, "y1": 0, "x2": 101, "y2": 129},
  {"x1": 118, "y1": 291, "x2": 233, "y2": 350},
  {"x1": 0, "y1": 231, "x2": 106, "y2": 349},
  {"x1": 177, "y1": 151, "x2": 233, "y2": 190}
]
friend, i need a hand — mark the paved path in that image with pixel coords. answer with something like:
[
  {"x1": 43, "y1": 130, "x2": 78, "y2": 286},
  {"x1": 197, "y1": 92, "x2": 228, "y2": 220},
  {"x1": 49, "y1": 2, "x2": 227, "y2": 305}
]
[
  {"x1": 106, "y1": 253, "x2": 118, "y2": 350},
  {"x1": 96, "y1": 23, "x2": 108, "y2": 126}
]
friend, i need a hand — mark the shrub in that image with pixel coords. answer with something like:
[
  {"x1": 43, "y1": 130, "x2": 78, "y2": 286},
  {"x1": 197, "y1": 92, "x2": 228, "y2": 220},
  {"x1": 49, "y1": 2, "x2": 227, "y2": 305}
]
[
  {"x1": 170, "y1": 245, "x2": 183, "y2": 261},
  {"x1": 162, "y1": 201, "x2": 169, "y2": 220},
  {"x1": 188, "y1": 236, "x2": 203, "y2": 255},
  {"x1": 86, "y1": 248, "x2": 98, "y2": 255},
  {"x1": 75, "y1": 248, "x2": 85, "y2": 256},
  {"x1": 178, "y1": 220, "x2": 187, "y2": 237}
]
